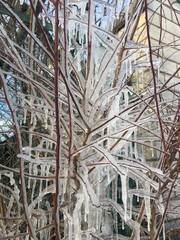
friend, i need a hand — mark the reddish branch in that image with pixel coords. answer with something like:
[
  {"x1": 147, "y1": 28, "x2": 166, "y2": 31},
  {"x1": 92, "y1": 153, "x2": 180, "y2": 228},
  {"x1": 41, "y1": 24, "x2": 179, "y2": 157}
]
[
  {"x1": 53, "y1": 0, "x2": 62, "y2": 239},
  {"x1": 144, "y1": 0, "x2": 168, "y2": 170}
]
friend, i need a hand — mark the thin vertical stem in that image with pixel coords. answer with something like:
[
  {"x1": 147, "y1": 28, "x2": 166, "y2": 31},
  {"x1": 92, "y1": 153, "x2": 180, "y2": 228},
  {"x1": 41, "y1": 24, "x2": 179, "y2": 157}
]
[
  {"x1": 144, "y1": 0, "x2": 169, "y2": 170},
  {"x1": 63, "y1": 0, "x2": 68, "y2": 78},
  {"x1": 54, "y1": 1, "x2": 61, "y2": 239}
]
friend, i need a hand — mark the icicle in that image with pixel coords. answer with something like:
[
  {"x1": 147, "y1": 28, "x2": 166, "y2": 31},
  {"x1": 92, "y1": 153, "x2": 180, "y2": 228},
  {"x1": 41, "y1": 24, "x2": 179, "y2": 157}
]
[
  {"x1": 45, "y1": 108, "x2": 48, "y2": 120},
  {"x1": 73, "y1": 193, "x2": 84, "y2": 239},
  {"x1": 136, "y1": 179, "x2": 139, "y2": 202},
  {"x1": 100, "y1": 4, "x2": 104, "y2": 17},
  {"x1": 125, "y1": 0, "x2": 131, "y2": 27},
  {"x1": 162, "y1": 222, "x2": 165, "y2": 240},
  {"x1": 151, "y1": 141, "x2": 154, "y2": 158},
  {"x1": 125, "y1": 143, "x2": 128, "y2": 156},
  {"x1": 41, "y1": 165, "x2": 45, "y2": 176},
  {"x1": 107, "y1": 7, "x2": 112, "y2": 30},
  {"x1": 49, "y1": 1, "x2": 54, "y2": 9},
  {"x1": 109, "y1": 95, "x2": 119, "y2": 118},
  {"x1": 96, "y1": 203, "x2": 100, "y2": 230},
  {"x1": 129, "y1": 58, "x2": 132, "y2": 75},
  {"x1": 136, "y1": 69, "x2": 139, "y2": 94},
  {"x1": 101, "y1": 7, "x2": 110, "y2": 30},
  {"x1": 157, "y1": 195, "x2": 165, "y2": 239},
  {"x1": 155, "y1": 60, "x2": 161, "y2": 84},
  {"x1": 72, "y1": 5, "x2": 77, "y2": 16},
  {"x1": 51, "y1": 119, "x2": 55, "y2": 136},
  {"x1": 144, "y1": 47, "x2": 149, "y2": 61},
  {"x1": 96, "y1": 166, "x2": 100, "y2": 199},
  {"x1": 32, "y1": 217, "x2": 38, "y2": 229},
  {"x1": 31, "y1": 164, "x2": 38, "y2": 201},
  {"x1": 134, "y1": 128, "x2": 138, "y2": 158},
  {"x1": 121, "y1": 173, "x2": 128, "y2": 221},
  {"x1": 129, "y1": 194, "x2": 132, "y2": 218},
  {"x1": 14, "y1": 185, "x2": 20, "y2": 201},
  {"x1": 0, "y1": 219, "x2": 6, "y2": 236},
  {"x1": 83, "y1": 184, "x2": 89, "y2": 222},
  {"x1": 141, "y1": 145, "x2": 145, "y2": 162},
  {"x1": 108, "y1": 7, "x2": 115, "y2": 31},
  {"x1": 6, "y1": 195, "x2": 14, "y2": 217},
  {"x1": 42, "y1": 14, "x2": 46, "y2": 27},
  {"x1": 125, "y1": 60, "x2": 128, "y2": 77},
  {"x1": 116, "y1": 0, "x2": 123, "y2": 15},
  {"x1": 46, "y1": 201, "x2": 52, "y2": 224},
  {"x1": 37, "y1": 217, "x2": 40, "y2": 229},
  {"x1": 68, "y1": 19, "x2": 76, "y2": 47},
  {"x1": 40, "y1": 165, "x2": 45, "y2": 192},
  {"x1": 46, "y1": 140, "x2": 49, "y2": 150},
  {"x1": 158, "y1": 196, "x2": 165, "y2": 215},
  {"x1": 141, "y1": 68, "x2": 144, "y2": 89},
  {"x1": 51, "y1": 139, "x2": 54, "y2": 149},
  {"x1": 24, "y1": 108, "x2": 27, "y2": 124},
  {"x1": 30, "y1": 112, "x2": 34, "y2": 124},
  {"x1": 44, "y1": 108, "x2": 48, "y2": 129},
  {"x1": 28, "y1": 163, "x2": 32, "y2": 189},
  {"x1": 122, "y1": 219, "x2": 125, "y2": 230},
  {"x1": 46, "y1": 165, "x2": 50, "y2": 176},
  {"x1": 79, "y1": 27, "x2": 83, "y2": 45},
  {"x1": 135, "y1": 222, "x2": 140, "y2": 240},
  {"x1": 10, "y1": 172, "x2": 15, "y2": 185},
  {"x1": 114, "y1": 211, "x2": 118, "y2": 239},
  {"x1": 50, "y1": 17, "x2": 55, "y2": 36},
  {"x1": 29, "y1": 96, "x2": 33, "y2": 108},
  {"x1": 107, "y1": 165, "x2": 110, "y2": 184},
  {"x1": 77, "y1": 51, "x2": 81, "y2": 71},
  {"x1": 123, "y1": 89, "x2": 129, "y2": 108},
  {"x1": 84, "y1": 27, "x2": 87, "y2": 47},
  {"x1": 144, "y1": 182, "x2": 151, "y2": 231},
  {"x1": 75, "y1": 23, "x2": 78, "y2": 40},
  {"x1": 25, "y1": 234, "x2": 29, "y2": 240},
  {"x1": 62, "y1": 169, "x2": 68, "y2": 199},
  {"x1": 45, "y1": 167, "x2": 50, "y2": 189},
  {"x1": 34, "y1": 114, "x2": 37, "y2": 127},
  {"x1": 69, "y1": 221, "x2": 73, "y2": 240},
  {"x1": 101, "y1": 211, "x2": 113, "y2": 235},
  {"x1": 79, "y1": 2, "x2": 86, "y2": 16}
]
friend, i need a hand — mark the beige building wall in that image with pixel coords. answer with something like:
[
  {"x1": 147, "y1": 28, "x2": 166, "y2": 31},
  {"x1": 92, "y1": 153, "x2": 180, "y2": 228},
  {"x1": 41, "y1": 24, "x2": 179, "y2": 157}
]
[
  {"x1": 116, "y1": 0, "x2": 180, "y2": 163},
  {"x1": 132, "y1": 0, "x2": 180, "y2": 89}
]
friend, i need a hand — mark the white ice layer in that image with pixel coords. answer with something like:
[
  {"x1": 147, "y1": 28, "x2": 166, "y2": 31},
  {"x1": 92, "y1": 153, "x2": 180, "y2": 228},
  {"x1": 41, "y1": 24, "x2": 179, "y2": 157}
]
[
  {"x1": 0, "y1": 0, "x2": 178, "y2": 239},
  {"x1": 121, "y1": 172, "x2": 128, "y2": 221}
]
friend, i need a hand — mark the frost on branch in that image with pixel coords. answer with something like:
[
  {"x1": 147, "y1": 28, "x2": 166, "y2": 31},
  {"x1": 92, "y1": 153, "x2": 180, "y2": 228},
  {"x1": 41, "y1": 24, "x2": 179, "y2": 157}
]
[{"x1": 0, "y1": 0, "x2": 179, "y2": 239}]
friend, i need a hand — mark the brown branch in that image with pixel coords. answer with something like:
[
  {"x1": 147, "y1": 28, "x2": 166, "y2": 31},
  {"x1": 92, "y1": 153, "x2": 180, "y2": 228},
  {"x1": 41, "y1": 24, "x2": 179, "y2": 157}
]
[{"x1": 53, "y1": 0, "x2": 61, "y2": 239}]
